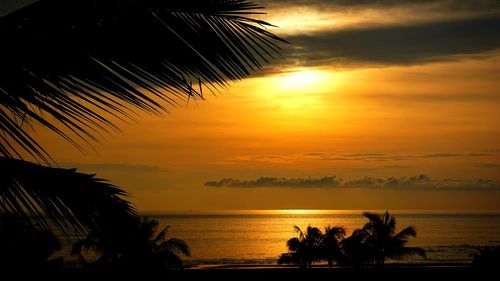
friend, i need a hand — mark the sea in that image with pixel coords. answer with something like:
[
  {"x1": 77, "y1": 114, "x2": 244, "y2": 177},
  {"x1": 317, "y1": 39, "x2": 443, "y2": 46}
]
[
  {"x1": 143, "y1": 210, "x2": 500, "y2": 266},
  {"x1": 61, "y1": 210, "x2": 500, "y2": 266}
]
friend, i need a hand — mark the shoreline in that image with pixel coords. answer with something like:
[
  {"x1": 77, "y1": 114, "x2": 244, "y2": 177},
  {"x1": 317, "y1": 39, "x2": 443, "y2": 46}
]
[
  {"x1": 163, "y1": 265, "x2": 486, "y2": 280},
  {"x1": 46, "y1": 264, "x2": 485, "y2": 279},
  {"x1": 186, "y1": 262, "x2": 473, "y2": 270},
  {"x1": 26, "y1": 261, "x2": 492, "y2": 280}
]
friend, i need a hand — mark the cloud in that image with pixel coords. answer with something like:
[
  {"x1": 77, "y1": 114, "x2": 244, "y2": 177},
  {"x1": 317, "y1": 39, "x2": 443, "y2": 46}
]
[
  {"x1": 483, "y1": 149, "x2": 500, "y2": 153},
  {"x1": 263, "y1": 0, "x2": 500, "y2": 10},
  {"x1": 342, "y1": 165, "x2": 413, "y2": 172},
  {"x1": 359, "y1": 93, "x2": 500, "y2": 104},
  {"x1": 419, "y1": 153, "x2": 489, "y2": 158},
  {"x1": 63, "y1": 163, "x2": 165, "y2": 173},
  {"x1": 472, "y1": 163, "x2": 500, "y2": 169},
  {"x1": 228, "y1": 151, "x2": 490, "y2": 164},
  {"x1": 382, "y1": 165, "x2": 412, "y2": 169},
  {"x1": 270, "y1": 16, "x2": 500, "y2": 70},
  {"x1": 205, "y1": 175, "x2": 500, "y2": 191},
  {"x1": 206, "y1": 176, "x2": 343, "y2": 188}
]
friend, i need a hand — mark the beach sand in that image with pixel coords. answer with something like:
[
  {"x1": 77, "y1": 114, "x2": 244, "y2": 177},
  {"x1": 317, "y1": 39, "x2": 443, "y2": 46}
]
[
  {"x1": 166, "y1": 264, "x2": 485, "y2": 280},
  {"x1": 20, "y1": 264, "x2": 494, "y2": 280}
]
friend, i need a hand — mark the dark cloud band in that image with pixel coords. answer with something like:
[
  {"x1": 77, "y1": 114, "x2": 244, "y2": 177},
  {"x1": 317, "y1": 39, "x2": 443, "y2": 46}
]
[
  {"x1": 262, "y1": 0, "x2": 500, "y2": 10},
  {"x1": 268, "y1": 16, "x2": 500, "y2": 70},
  {"x1": 205, "y1": 175, "x2": 500, "y2": 191}
]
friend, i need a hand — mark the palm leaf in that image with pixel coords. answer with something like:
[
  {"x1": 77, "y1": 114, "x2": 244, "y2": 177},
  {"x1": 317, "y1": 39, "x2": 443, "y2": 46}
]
[
  {"x1": 160, "y1": 238, "x2": 191, "y2": 257},
  {"x1": 0, "y1": 157, "x2": 136, "y2": 236},
  {"x1": 293, "y1": 225, "x2": 305, "y2": 240},
  {"x1": 394, "y1": 226, "x2": 417, "y2": 241},
  {"x1": 286, "y1": 237, "x2": 301, "y2": 252},
  {"x1": 324, "y1": 225, "x2": 346, "y2": 239},
  {"x1": 0, "y1": 0, "x2": 284, "y2": 162},
  {"x1": 154, "y1": 225, "x2": 169, "y2": 244},
  {"x1": 362, "y1": 212, "x2": 382, "y2": 225},
  {"x1": 138, "y1": 217, "x2": 160, "y2": 241}
]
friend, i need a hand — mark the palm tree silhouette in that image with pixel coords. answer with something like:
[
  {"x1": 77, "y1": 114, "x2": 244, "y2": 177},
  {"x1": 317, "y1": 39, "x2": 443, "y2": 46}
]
[
  {"x1": 278, "y1": 226, "x2": 323, "y2": 268},
  {"x1": 0, "y1": 0, "x2": 283, "y2": 237},
  {"x1": 361, "y1": 211, "x2": 426, "y2": 267},
  {"x1": 72, "y1": 217, "x2": 190, "y2": 271},
  {"x1": 322, "y1": 225, "x2": 346, "y2": 268},
  {"x1": 142, "y1": 219, "x2": 191, "y2": 269}
]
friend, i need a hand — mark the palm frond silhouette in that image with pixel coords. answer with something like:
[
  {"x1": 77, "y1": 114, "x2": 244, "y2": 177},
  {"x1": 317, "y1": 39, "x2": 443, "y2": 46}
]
[
  {"x1": 278, "y1": 226, "x2": 324, "y2": 268},
  {"x1": 0, "y1": 0, "x2": 284, "y2": 161},
  {"x1": 0, "y1": 157, "x2": 136, "y2": 235},
  {"x1": 0, "y1": 0, "x2": 282, "y2": 236},
  {"x1": 72, "y1": 217, "x2": 191, "y2": 270},
  {"x1": 361, "y1": 211, "x2": 426, "y2": 266}
]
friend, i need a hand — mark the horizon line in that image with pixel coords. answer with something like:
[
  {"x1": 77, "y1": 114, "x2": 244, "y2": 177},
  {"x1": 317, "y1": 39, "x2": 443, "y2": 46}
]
[{"x1": 137, "y1": 209, "x2": 500, "y2": 215}]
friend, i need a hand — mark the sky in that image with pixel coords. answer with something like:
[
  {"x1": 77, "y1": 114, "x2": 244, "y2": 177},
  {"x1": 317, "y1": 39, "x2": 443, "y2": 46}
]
[{"x1": 33, "y1": 0, "x2": 500, "y2": 211}]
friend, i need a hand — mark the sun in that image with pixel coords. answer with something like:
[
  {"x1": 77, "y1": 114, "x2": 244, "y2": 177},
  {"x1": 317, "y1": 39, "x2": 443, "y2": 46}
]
[
  {"x1": 245, "y1": 68, "x2": 341, "y2": 118},
  {"x1": 246, "y1": 68, "x2": 337, "y2": 113},
  {"x1": 278, "y1": 69, "x2": 327, "y2": 92}
]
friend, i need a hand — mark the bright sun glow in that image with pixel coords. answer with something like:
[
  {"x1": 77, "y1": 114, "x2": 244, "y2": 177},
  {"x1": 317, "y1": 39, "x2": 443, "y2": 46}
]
[
  {"x1": 270, "y1": 210, "x2": 354, "y2": 215},
  {"x1": 278, "y1": 70, "x2": 328, "y2": 92},
  {"x1": 246, "y1": 68, "x2": 342, "y2": 115}
]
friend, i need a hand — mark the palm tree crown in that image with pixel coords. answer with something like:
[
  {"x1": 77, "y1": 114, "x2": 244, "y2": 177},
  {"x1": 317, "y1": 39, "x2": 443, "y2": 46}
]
[
  {"x1": 140, "y1": 218, "x2": 191, "y2": 269},
  {"x1": 278, "y1": 226, "x2": 324, "y2": 268},
  {"x1": 72, "y1": 217, "x2": 190, "y2": 270},
  {"x1": 278, "y1": 213, "x2": 425, "y2": 268},
  {"x1": 361, "y1": 211, "x2": 426, "y2": 266}
]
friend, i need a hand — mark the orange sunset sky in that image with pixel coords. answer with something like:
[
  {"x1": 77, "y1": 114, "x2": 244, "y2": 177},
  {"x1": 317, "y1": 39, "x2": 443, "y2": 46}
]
[{"x1": 29, "y1": 0, "x2": 500, "y2": 210}]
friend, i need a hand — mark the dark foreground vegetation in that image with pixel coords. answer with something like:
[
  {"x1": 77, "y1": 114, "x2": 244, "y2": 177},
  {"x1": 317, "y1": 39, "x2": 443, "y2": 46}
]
[
  {"x1": 0, "y1": 0, "x2": 282, "y2": 274},
  {"x1": 278, "y1": 211, "x2": 426, "y2": 268},
  {"x1": 0, "y1": 212, "x2": 190, "y2": 273}
]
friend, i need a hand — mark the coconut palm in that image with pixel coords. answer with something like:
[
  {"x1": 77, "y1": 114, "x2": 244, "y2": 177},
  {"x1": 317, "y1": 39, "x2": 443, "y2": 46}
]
[
  {"x1": 278, "y1": 226, "x2": 323, "y2": 268},
  {"x1": 361, "y1": 211, "x2": 426, "y2": 267},
  {"x1": 72, "y1": 217, "x2": 190, "y2": 270},
  {"x1": 0, "y1": 0, "x2": 283, "y2": 235},
  {"x1": 144, "y1": 220, "x2": 191, "y2": 269},
  {"x1": 322, "y1": 225, "x2": 346, "y2": 268}
]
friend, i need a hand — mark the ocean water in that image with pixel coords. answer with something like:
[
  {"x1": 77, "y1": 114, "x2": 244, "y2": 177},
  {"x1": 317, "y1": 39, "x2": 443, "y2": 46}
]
[{"x1": 142, "y1": 210, "x2": 500, "y2": 265}]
